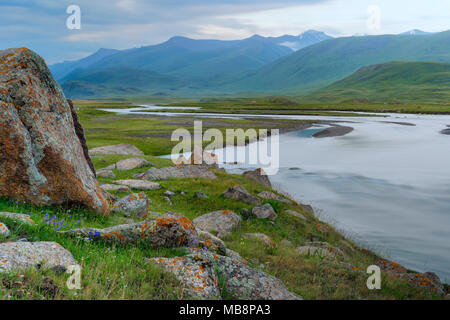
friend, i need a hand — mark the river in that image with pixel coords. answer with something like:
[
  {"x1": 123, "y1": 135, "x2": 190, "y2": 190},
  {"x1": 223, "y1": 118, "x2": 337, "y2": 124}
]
[{"x1": 103, "y1": 105, "x2": 450, "y2": 282}]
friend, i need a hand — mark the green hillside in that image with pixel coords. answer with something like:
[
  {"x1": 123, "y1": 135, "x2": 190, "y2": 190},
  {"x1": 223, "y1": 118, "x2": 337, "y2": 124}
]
[
  {"x1": 223, "y1": 30, "x2": 450, "y2": 94},
  {"x1": 306, "y1": 61, "x2": 450, "y2": 103}
]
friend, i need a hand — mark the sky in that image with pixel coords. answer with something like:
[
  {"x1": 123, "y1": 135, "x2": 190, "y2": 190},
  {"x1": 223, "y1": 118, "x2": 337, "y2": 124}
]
[{"x1": 1, "y1": 0, "x2": 449, "y2": 64}]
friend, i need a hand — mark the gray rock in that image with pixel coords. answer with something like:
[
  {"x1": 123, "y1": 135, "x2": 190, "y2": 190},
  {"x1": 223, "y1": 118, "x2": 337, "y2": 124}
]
[
  {"x1": 243, "y1": 168, "x2": 272, "y2": 188},
  {"x1": 252, "y1": 203, "x2": 277, "y2": 220},
  {"x1": 89, "y1": 143, "x2": 144, "y2": 156},
  {"x1": 257, "y1": 191, "x2": 292, "y2": 204},
  {"x1": 198, "y1": 230, "x2": 227, "y2": 255},
  {"x1": 223, "y1": 185, "x2": 260, "y2": 205},
  {"x1": 187, "y1": 145, "x2": 219, "y2": 167},
  {"x1": 285, "y1": 209, "x2": 307, "y2": 221},
  {"x1": 194, "y1": 191, "x2": 208, "y2": 199},
  {"x1": 137, "y1": 165, "x2": 217, "y2": 180},
  {"x1": 100, "y1": 184, "x2": 131, "y2": 193},
  {"x1": 0, "y1": 212, "x2": 35, "y2": 226},
  {"x1": 112, "y1": 192, "x2": 151, "y2": 218},
  {"x1": 97, "y1": 169, "x2": 116, "y2": 178},
  {"x1": 297, "y1": 242, "x2": 345, "y2": 260},
  {"x1": 150, "y1": 251, "x2": 301, "y2": 300},
  {"x1": 113, "y1": 179, "x2": 161, "y2": 190},
  {"x1": 0, "y1": 242, "x2": 77, "y2": 272},
  {"x1": 0, "y1": 48, "x2": 109, "y2": 215},
  {"x1": 0, "y1": 223, "x2": 10, "y2": 237},
  {"x1": 163, "y1": 196, "x2": 173, "y2": 206},
  {"x1": 110, "y1": 157, "x2": 151, "y2": 171},
  {"x1": 163, "y1": 190, "x2": 176, "y2": 197},
  {"x1": 193, "y1": 210, "x2": 241, "y2": 239},
  {"x1": 63, "y1": 213, "x2": 198, "y2": 248}
]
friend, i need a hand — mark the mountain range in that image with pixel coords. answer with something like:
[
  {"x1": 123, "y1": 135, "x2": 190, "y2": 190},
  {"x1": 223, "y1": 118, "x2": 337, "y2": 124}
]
[{"x1": 53, "y1": 29, "x2": 450, "y2": 100}]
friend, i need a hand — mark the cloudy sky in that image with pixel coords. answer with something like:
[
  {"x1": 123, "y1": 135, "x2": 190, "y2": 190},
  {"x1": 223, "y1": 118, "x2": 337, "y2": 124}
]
[{"x1": 1, "y1": 0, "x2": 449, "y2": 64}]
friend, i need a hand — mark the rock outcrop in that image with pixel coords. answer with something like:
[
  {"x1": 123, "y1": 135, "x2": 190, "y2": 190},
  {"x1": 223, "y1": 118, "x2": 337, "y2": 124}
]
[
  {"x1": 150, "y1": 251, "x2": 301, "y2": 300},
  {"x1": 112, "y1": 179, "x2": 161, "y2": 190},
  {"x1": 0, "y1": 242, "x2": 77, "y2": 272},
  {"x1": 63, "y1": 213, "x2": 198, "y2": 248},
  {"x1": 0, "y1": 48, "x2": 109, "y2": 215},
  {"x1": 0, "y1": 212, "x2": 35, "y2": 225},
  {"x1": 257, "y1": 191, "x2": 292, "y2": 204}
]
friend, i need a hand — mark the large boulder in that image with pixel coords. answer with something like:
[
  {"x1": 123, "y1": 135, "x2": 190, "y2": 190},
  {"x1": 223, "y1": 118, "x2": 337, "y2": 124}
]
[
  {"x1": 150, "y1": 251, "x2": 301, "y2": 300},
  {"x1": 223, "y1": 185, "x2": 260, "y2": 205},
  {"x1": 63, "y1": 213, "x2": 198, "y2": 248},
  {"x1": 0, "y1": 48, "x2": 109, "y2": 215},
  {"x1": 89, "y1": 143, "x2": 144, "y2": 156},
  {"x1": 193, "y1": 210, "x2": 241, "y2": 239},
  {"x1": 0, "y1": 242, "x2": 77, "y2": 272}
]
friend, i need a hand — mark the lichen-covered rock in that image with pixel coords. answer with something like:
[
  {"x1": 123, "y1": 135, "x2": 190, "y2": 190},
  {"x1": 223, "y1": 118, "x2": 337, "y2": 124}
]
[
  {"x1": 89, "y1": 143, "x2": 144, "y2": 156},
  {"x1": 193, "y1": 210, "x2": 241, "y2": 239},
  {"x1": 0, "y1": 242, "x2": 77, "y2": 272},
  {"x1": 0, "y1": 48, "x2": 109, "y2": 215},
  {"x1": 149, "y1": 254, "x2": 221, "y2": 300},
  {"x1": 112, "y1": 192, "x2": 151, "y2": 218},
  {"x1": 223, "y1": 185, "x2": 260, "y2": 205},
  {"x1": 137, "y1": 165, "x2": 217, "y2": 180},
  {"x1": 257, "y1": 191, "x2": 291, "y2": 204},
  {"x1": 285, "y1": 209, "x2": 307, "y2": 221},
  {"x1": 149, "y1": 251, "x2": 301, "y2": 300},
  {"x1": 0, "y1": 212, "x2": 35, "y2": 226},
  {"x1": 252, "y1": 203, "x2": 277, "y2": 220},
  {"x1": 113, "y1": 179, "x2": 161, "y2": 190},
  {"x1": 198, "y1": 230, "x2": 227, "y2": 255},
  {"x1": 243, "y1": 233, "x2": 274, "y2": 246},
  {"x1": 63, "y1": 213, "x2": 198, "y2": 248},
  {"x1": 106, "y1": 157, "x2": 151, "y2": 171},
  {"x1": 0, "y1": 222, "x2": 10, "y2": 237},
  {"x1": 100, "y1": 184, "x2": 131, "y2": 193},
  {"x1": 243, "y1": 168, "x2": 272, "y2": 188},
  {"x1": 375, "y1": 258, "x2": 445, "y2": 296}
]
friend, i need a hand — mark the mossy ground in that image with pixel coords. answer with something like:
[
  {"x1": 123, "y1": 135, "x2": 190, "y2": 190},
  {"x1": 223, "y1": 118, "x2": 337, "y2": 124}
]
[{"x1": 0, "y1": 100, "x2": 446, "y2": 300}]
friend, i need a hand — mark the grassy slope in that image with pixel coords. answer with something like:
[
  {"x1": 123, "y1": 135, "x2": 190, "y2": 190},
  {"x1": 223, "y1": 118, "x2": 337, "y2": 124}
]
[
  {"x1": 307, "y1": 61, "x2": 450, "y2": 103},
  {"x1": 0, "y1": 101, "x2": 446, "y2": 300}
]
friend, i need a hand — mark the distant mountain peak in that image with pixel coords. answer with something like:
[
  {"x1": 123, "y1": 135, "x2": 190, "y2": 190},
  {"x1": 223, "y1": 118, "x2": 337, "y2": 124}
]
[{"x1": 401, "y1": 29, "x2": 430, "y2": 35}]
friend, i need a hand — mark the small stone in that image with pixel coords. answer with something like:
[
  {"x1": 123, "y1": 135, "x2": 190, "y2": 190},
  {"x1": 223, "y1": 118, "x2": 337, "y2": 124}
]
[
  {"x1": 100, "y1": 184, "x2": 131, "y2": 193},
  {"x1": 285, "y1": 209, "x2": 307, "y2": 221},
  {"x1": 223, "y1": 185, "x2": 260, "y2": 205},
  {"x1": 113, "y1": 179, "x2": 161, "y2": 190},
  {"x1": 163, "y1": 190, "x2": 176, "y2": 197},
  {"x1": 243, "y1": 168, "x2": 272, "y2": 188},
  {"x1": 97, "y1": 169, "x2": 115, "y2": 178},
  {"x1": 137, "y1": 165, "x2": 217, "y2": 180},
  {"x1": 194, "y1": 191, "x2": 208, "y2": 199},
  {"x1": 89, "y1": 143, "x2": 144, "y2": 156},
  {"x1": 257, "y1": 191, "x2": 292, "y2": 204},
  {"x1": 193, "y1": 210, "x2": 241, "y2": 239},
  {"x1": 112, "y1": 192, "x2": 151, "y2": 218},
  {"x1": 163, "y1": 196, "x2": 173, "y2": 206},
  {"x1": 113, "y1": 157, "x2": 151, "y2": 171},
  {"x1": 252, "y1": 203, "x2": 277, "y2": 220}
]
